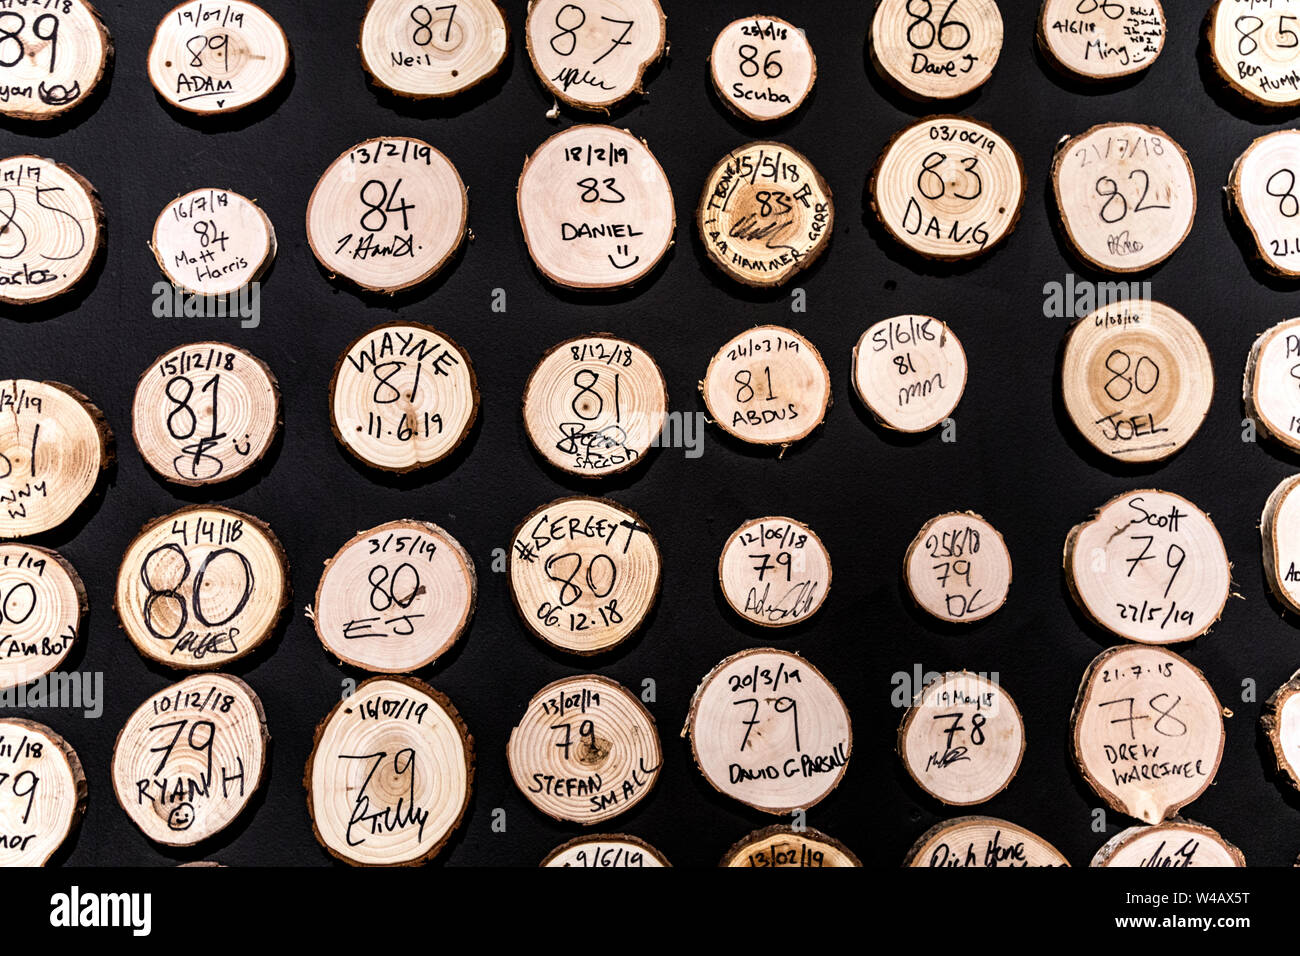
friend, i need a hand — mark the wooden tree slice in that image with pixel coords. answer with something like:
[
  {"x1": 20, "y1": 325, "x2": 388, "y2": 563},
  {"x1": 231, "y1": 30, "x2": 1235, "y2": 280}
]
[
  {"x1": 1091, "y1": 818, "x2": 1245, "y2": 867},
  {"x1": 147, "y1": 0, "x2": 289, "y2": 115},
  {"x1": 709, "y1": 16, "x2": 816, "y2": 122},
  {"x1": 1208, "y1": 0, "x2": 1300, "y2": 108},
  {"x1": 1071, "y1": 644, "x2": 1225, "y2": 824},
  {"x1": 360, "y1": 0, "x2": 509, "y2": 99},
  {"x1": 1052, "y1": 123, "x2": 1196, "y2": 273},
  {"x1": 904, "y1": 512, "x2": 1012, "y2": 623},
  {"x1": 115, "y1": 505, "x2": 290, "y2": 670},
  {"x1": 1261, "y1": 474, "x2": 1300, "y2": 615},
  {"x1": 1037, "y1": 0, "x2": 1166, "y2": 81},
  {"x1": 870, "y1": 116, "x2": 1024, "y2": 261},
  {"x1": 150, "y1": 189, "x2": 275, "y2": 296},
  {"x1": 541, "y1": 833, "x2": 669, "y2": 866},
  {"x1": 507, "y1": 674, "x2": 661, "y2": 824},
  {"x1": 305, "y1": 675, "x2": 472, "y2": 866},
  {"x1": 869, "y1": 0, "x2": 1003, "y2": 100},
  {"x1": 329, "y1": 322, "x2": 479, "y2": 473},
  {"x1": 306, "y1": 137, "x2": 467, "y2": 294},
  {"x1": 312, "y1": 520, "x2": 476, "y2": 673},
  {"x1": 853, "y1": 315, "x2": 967, "y2": 433},
  {"x1": 0, "y1": 155, "x2": 103, "y2": 306},
  {"x1": 517, "y1": 125, "x2": 674, "y2": 290},
  {"x1": 522, "y1": 334, "x2": 668, "y2": 476},
  {"x1": 701, "y1": 325, "x2": 831, "y2": 448},
  {"x1": 111, "y1": 673, "x2": 267, "y2": 847},
  {"x1": 720, "y1": 825, "x2": 860, "y2": 867},
  {"x1": 0, "y1": 0, "x2": 110, "y2": 120},
  {"x1": 524, "y1": 0, "x2": 665, "y2": 111},
  {"x1": 1061, "y1": 300, "x2": 1214, "y2": 462},
  {"x1": 508, "y1": 496, "x2": 660, "y2": 655},
  {"x1": 717, "y1": 516, "x2": 831, "y2": 627},
  {"x1": 0, "y1": 545, "x2": 84, "y2": 692},
  {"x1": 904, "y1": 816, "x2": 1069, "y2": 867},
  {"x1": 132, "y1": 342, "x2": 280, "y2": 486},
  {"x1": 0, "y1": 718, "x2": 84, "y2": 866},
  {"x1": 1065, "y1": 490, "x2": 1230, "y2": 644},
  {"x1": 698, "y1": 141, "x2": 833, "y2": 287},
  {"x1": 0, "y1": 380, "x2": 111, "y2": 540},
  {"x1": 1261, "y1": 671, "x2": 1300, "y2": 788},
  {"x1": 685, "y1": 647, "x2": 851, "y2": 814},
  {"x1": 1228, "y1": 130, "x2": 1300, "y2": 276},
  {"x1": 1245, "y1": 317, "x2": 1300, "y2": 450}
]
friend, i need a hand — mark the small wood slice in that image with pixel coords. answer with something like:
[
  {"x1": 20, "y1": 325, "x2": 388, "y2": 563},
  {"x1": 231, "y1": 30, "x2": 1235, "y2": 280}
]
[
  {"x1": 1261, "y1": 672, "x2": 1300, "y2": 788},
  {"x1": 115, "y1": 505, "x2": 290, "y2": 670},
  {"x1": 0, "y1": 380, "x2": 112, "y2": 540},
  {"x1": 720, "y1": 825, "x2": 860, "y2": 868},
  {"x1": 508, "y1": 496, "x2": 660, "y2": 655},
  {"x1": 507, "y1": 674, "x2": 661, "y2": 825},
  {"x1": 312, "y1": 520, "x2": 476, "y2": 673},
  {"x1": 541, "y1": 833, "x2": 669, "y2": 866},
  {"x1": 150, "y1": 189, "x2": 275, "y2": 296},
  {"x1": 870, "y1": 116, "x2": 1025, "y2": 261},
  {"x1": 517, "y1": 125, "x2": 675, "y2": 290},
  {"x1": 698, "y1": 141, "x2": 833, "y2": 287},
  {"x1": 0, "y1": 0, "x2": 111, "y2": 120},
  {"x1": 853, "y1": 315, "x2": 966, "y2": 433},
  {"x1": 904, "y1": 816, "x2": 1070, "y2": 867},
  {"x1": 132, "y1": 342, "x2": 280, "y2": 486},
  {"x1": 1037, "y1": 0, "x2": 1166, "y2": 81},
  {"x1": 0, "y1": 718, "x2": 84, "y2": 866},
  {"x1": 306, "y1": 137, "x2": 467, "y2": 294},
  {"x1": 305, "y1": 676, "x2": 473, "y2": 866},
  {"x1": 1071, "y1": 644, "x2": 1225, "y2": 824},
  {"x1": 1091, "y1": 819, "x2": 1245, "y2": 867},
  {"x1": 1261, "y1": 474, "x2": 1300, "y2": 615},
  {"x1": 1065, "y1": 490, "x2": 1230, "y2": 644},
  {"x1": 1208, "y1": 0, "x2": 1300, "y2": 109},
  {"x1": 869, "y1": 0, "x2": 1002, "y2": 100},
  {"x1": 717, "y1": 516, "x2": 831, "y2": 627},
  {"x1": 1245, "y1": 317, "x2": 1300, "y2": 450},
  {"x1": 0, "y1": 545, "x2": 85, "y2": 692},
  {"x1": 904, "y1": 511, "x2": 1012, "y2": 623},
  {"x1": 329, "y1": 322, "x2": 479, "y2": 473},
  {"x1": 360, "y1": 0, "x2": 509, "y2": 99},
  {"x1": 147, "y1": 0, "x2": 290, "y2": 115},
  {"x1": 0, "y1": 155, "x2": 103, "y2": 306},
  {"x1": 709, "y1": 16, "x2": 816, "y2": 123},
  {"x1": 1229, "y1": 130, "x2": 1300, "y2": 276},
  {"x1": 1061, "y1": 300, "x2": 1214, "y2": 462},
  {"x1": 685, "y1": 647, "x2": 851, "y2": 814},
  {"x1": 524, "y1": 0, "x2": 666, "y2": 111},
  {"x1": 111, "y1": 674, "x2": 267, "y2": 847}
]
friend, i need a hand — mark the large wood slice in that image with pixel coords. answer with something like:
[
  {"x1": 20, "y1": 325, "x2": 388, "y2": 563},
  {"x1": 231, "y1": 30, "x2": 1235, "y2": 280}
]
[
  {"x1": 0, "y1": 0, "x2": 111, "y2": 120},
  {"x1": 0, "y1": 544, "x2": 84, "y2": 692},
  {"x1": 150, "y1": 189, "x2": 275, "y2": 296},
  {"x1": 720, "y1": 825, "x2": 860, "y2": 868},
  {"x1": 1037, "y1": 0, "x2": 1166, "y2": 81},
  {"x1": 853, "y1": 315, "x2": 966, "y2": 433},
  {"x1": 1229, "y1": 131, "x2": 1300, "y2": 276},
  {"x1": 1090, "y1": 819, "x2": 1245, "y2": 867},
  {"x1": 904, "y1": 511, "x2": 1012, "y2": 623},
  {"x1": 869, "y1": 0, "x2": 1003, "y2": 100},
  {"x1": 1261, "y1": 671, "x2": 1300, "y2": 788},
  {"x1": 904, "y1": 816, "x2": 1069, "y2": 867},
  {"x1": 1208, "y1": 0, "x2": 1300, "y2": 108},
  {"x1": 0, "y1": 718, "x2": 85, "y2": 866},
  {"x1": 717, "y1": 516, "x2": 831, "y2": 627},
  {"x1": 541, "y1": 833, "x2": 669, "y2": 866},
  {"x1": 1245, "y1": 317, "x2": 1300, "y2": 450},
  {"x1": 1263, "y1": 475, "x2": 1300, "y2": 615},
  {"x1": 0, "y1": 155, "x2": 103, "y2": 306},
  {"x1": 709, "y1": 16, "x2": 816, "y2": 122},
  {"x1": 525, "y1": 0, "x2": 665, "y2": 111},
  {"x1": 360, "y1": 0, "x2": 509, "y2": 99}
]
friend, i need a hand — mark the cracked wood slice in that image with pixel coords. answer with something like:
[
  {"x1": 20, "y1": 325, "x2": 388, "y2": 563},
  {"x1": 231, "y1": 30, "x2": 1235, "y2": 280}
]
[
  {"x1": 1065, "y1": 490, "x2": 1230, "y2": 644},
  {"x1": 517, "y1": 125, "x2": 674, "y2": 290},
  {"x1": 869, "y1": 0, "x2": 1002, "y2": 100},
  {"x1": 720, "y1": 825, "x2": 860, "y2": 868},
  {"x1": 0, "y1": 0, "x2": 110, "y2": 120},
  {"x1": 1037, "y1": 0, "x2": 1166, "y2": 81},
  {"x1": 0, "y1": 719, "x2": 84, "y2": 866},
  {"x1": 0, "y1": 545, "x2": 84, "y2": 692},
  {"x1": 305, "y1": 676, "x2": 472, "y2": 866},
  {"x1": 0, "y1": 155, "x2": 103, "y2": 306},
  {"x1": 718, "y1": 516, "x2": 831, "y2": 627},
  {"x1": 1208, "y1": 0, "x2": 1300, "y2": 108},
  {"x1": 115, "y1": 505, "x2": 289, "y2": 670},
  {"x1": 685, "y1": 647, "x2": 851, "y2": 814},
  {"x1": 508, "y1": 496, "x2": 660, "y2": 655},
  {"x1": 312, "y1": 520, "x2": 476, "y2": 673},
  {"x1": 1262, "y1": 474, "x2": 1300, "y2": 615},
  {"x1": 360, "y1": 0, "x2": 509, "y2": 99},
  {"x1": 1261, "y1": 671, "x2": 1300, "y2": 788},
  {"x1": 710, "y1": 16, "x2": 816, "y2": 122},
  {"x1": 541, "y1": 833, "x2": 669, "y2": 866},
  {"x1": 1229, "y1": 131, "x2": 1300, "y2": 276},
  {"x1": 1090, "y1": 819, "x2": 1245, "y2": 867},
  {"x1": 904, "y1": 816, "x2": 1069, "y2": 867},
  {"x1": 151, "y1": 189, "x2": 275, "y2": 296},
  {"x1": 1246, "y1": 317, "x2": 1300, "y2": 450},
  {"x1": 904, "y1": 511, "x2": 1011, "y2": 623},
  {"x1": 508, "y1": 674, "x2": 661, "y2": 825},
  {"x1": 1071, "y1": 644, "x2": 1225, "y2": 824},
  {"x1": 853, "y1": 315, "x2": 966, "y2": 433},
  {"x1": 112, "y1": 674, "x2": 267, "y2": 847},
  {"x1": 525, "y1": 0, "x2": 665, "y2": 111}
]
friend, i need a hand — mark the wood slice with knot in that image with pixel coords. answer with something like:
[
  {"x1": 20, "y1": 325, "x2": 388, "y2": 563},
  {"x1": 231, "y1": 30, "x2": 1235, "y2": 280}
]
[
  {"x1": 1071, "y1": 644, "x2": 1225, "y2": 824},
  {"x1": 112, "y1": 674, "x2": 267, "y2": 847},
  {"x1": 1037, "y1": 0, "x2": 1165, "y2": 81},
  {"x1": 360, "y1": 0, "x2": 509, "y2": 99},
  {"x1": 720, "y1": 825, "x2": 860, "y2": 867},
  {"x1": 718, "y1": 516, "x2": 831, "y2": 627},
  {"x1": 1208, "y1": 0, "x2": 1300, "y2": 109},
  {"x1": 869, "y1": 0, "x2": 1003, "y2": 100},
  {"x1": 1261, "y1": 671, "x2": 1300, "y2": 788},
  {"x1": 904, "y1": 816, "x2": 1069, "y2": 867},
  {"x1": 0, "y1": 718, "x2": 84, "y2": 866},
  {"x1": 0, "y1": 545, "x2": 84, "y2": 692},
  {"x1": 1245, "y1": 317, "x2": 1300, "y2": 451},
  {"x1": 151, "y1": 189, "x2": 275, "y2": 296},
  {"x1": 312, "y1": 520, "x2": 476, "y2": 673},
  {"x1": 508, "y1": 674, "x2": 661, "y2": 824},
  {"x1": 1228, "y1": 131, "x2": 1300, "y2": 276},
  {"x1": 525, "y1": 0, "x2": 665, "y2": 111},
  {"x1": 904, "y1": 511, "x2": 1011, "y2": 623},
  {"x1": 1090, "y1": 819, "x2": 1245, "y2": 867},
  {"x1": 0, "y1": 0, "x2": 111, "y2": 120},
  {"x1": 853, "y1": 315, "x2": 966, "y2": 433},
  {"x1": 710, "y1": 16, "x2": 816, "y2": 123},
  {"x1": 1262, "y1": 474, "x2": 1300, "y2": 615},
  {"x1": 0, "y1": 156, "x2": 103, "y2": 306},
  {"x1": 541, "y1": 833, "x2": 669, "y2": 866}
]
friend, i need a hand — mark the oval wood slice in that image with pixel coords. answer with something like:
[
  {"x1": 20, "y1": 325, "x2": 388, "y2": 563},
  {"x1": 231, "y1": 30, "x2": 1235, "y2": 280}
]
[
  {"x1": 360, "y1": 0, "x2": 509, "y2": 99},
  {"x1": 1038, "y1": 0, "x2": 1166, "y2": 81},
  {"x1": 1090, "y1": 819, "x2": 1245, "y2": 867},
  {"x1": 1065, "y1": 489, "x2": 1230, "y2": 644},
  {"x1": 541, "y1": 832, "x2": 669, "y2": 866},
  {"x1": 904, "y1": 511, "x2": 1011, "y2": 623},
  {"x1": 112, "y1": 673, "x2": 267, "y2": 847},
  {"x1": 0, "y1": 718, "x2": 84, "y2": 866},
  {"x1": 718, "y1": 516, "x2": 831, "y2": 627},
  {"x1": 720, "y1": 825, "x2": 860, "y2": 868},
  {"x1": 0, "y1": 545, "x2": 84, "y2": 692},
  {"x1": 1208, "y1": 0, "x2": 1300, "y2": 108},
  {"x1": 517, "y1": 125, "x2": 675, "y2": 290},
  {"x1": 0, "y1": 0, "x2": 110, "y2": 120},
  {"x1": 525, "y1": 0, "x2": 665, "y2": 111},
  {"x1": 869, "y1": 0, "x2": 1003, "y2": 100},
  {"x1": 1071, "y1": 644, "x2": 1225, "y2": 824},
  {"x1": 710, "y1": 16, "x2": 816, "y2": 122},
  {"x1": 1229, "y1": 130, "x2": 1300, "y2": 276},
  {"x1": 507, "y1": 674, "x2": 661, "y2": 824},
  {"x1": 0, "y1": 155, "x2": 103, "y2": 306},
  {"x1": 853, "y1": 315, "x2": 966, "y2": 433},
  {"x1": 1246, "y1": 317, "x2": 1300, "y2": 450},
  {"x1": 1262, "y1": 474, "x2": 1300, "y2": 615},
  {"x1": 115, "y1": 505, "x2": 290, "y2": 670},
  {"x1": 1261, "y1": 671, "x2": 1300, "y2": 788},
  {"x1": 685, "y1": 647, "x2": 851, "y2": 814},
  {"x1": 151, "y1": 189, "x2": 275, "y2": 296},
  {"x1": 904, "y1": 816, "x2": 1069, "y2": 867}
]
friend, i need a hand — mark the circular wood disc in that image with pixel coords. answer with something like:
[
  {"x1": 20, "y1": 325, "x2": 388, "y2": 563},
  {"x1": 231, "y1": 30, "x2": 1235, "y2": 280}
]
[
  {"x1": 0, "y1": 155, "x2": 103, "y2": 306},
  {"x1": 869, "y1": 0, "x2": 1003, "y2": 100},
  {"x1": 329, "y1": 322, "x2": 479, "y2": 473},
  {"x1": 904, "y1": 512, "x2": 1012, "y2": 623},
  {"x1": 701, "y1": 325, "x2": 831, "y2": 447},
  {"x1": 1246, "y1": 317, "x2": 1300, "y2": 450},
  {"x1": 522, "y1": 334, "x2": 668, "y2": 477},
  {"x1": 853, "y1": 315, "x2": 967, "y2": 433},
  {"x1": 507, "y1": 674, "x2": 661, "y2": 824},
  {"x1": 685, "y1": 647, "x2": 851, "y2": 814},
  {"x1": 150, "y1": 189, "x2": 275, "y2": 296},
  {"x1": 305, "y1": 675, "x2": 472, "y2": 866},
  {"x1": 541, "y1": 832, "x2": 669, "y2": 866},
  {"x1": 720, "y1": 825, "x2": 860, "y2": 867},
  {"x1": 516, "y1": 125, "x2": 675, "y2": 290},
  {"x1": 1061, "y1": 300, "x2": 1214, "y2": 462},
  {"x1": 717, "y1": 516, "x2": 831, "y2": 627},
  {"x1": 360, "y1": 0, "x2": 509, "y2": 99},
  {"x1": 524, "y1": 0, "x2": 665, "y2": 111},
  {"x1": 0, "y1": 545, "x2": 84, "y2": 692},
  {"x1": 1065, "y1": 490, "x2": 1230, "y2": 644},
  {"x1": 508, "y1": 496, "x2": 660, "y2": 655},
  {"x1": 306, "y1": 137, "x2": 467, "y2": 294},
  {"x1": 1229, "y1": 130, "x2": 1300, "y2": 276},
  {"x1": 904, "y1": 816, "x2": 1069, "y2": 867},
  {"x1": 147, "y1": 0, "x2": 289, "y2": 115},
  {"x1": 709, "y1": 16, "x2": 816, "y2": 122},
  {"x1": 0, "y1": 0, "x2": 110, "y2": 120},
  {"x1": 870, "y1": 116, "x2": 1025, "y2": 261},
  {"x1": 313, "y1": 520, "x2": 476, "y2": 673},
  {"x1": 1262, "y1": 672, "x2": 1300, "y2": 788},
  {"x1": 115, "y1": 505, "x2": 290, "y2": 670},
  {"x1": 111, "y1": 673, "x2": 267, "y2": 847},
  {"x1": 698, "y1": 141, "x2": 833, "y2": 287},
  {"x1": 1071, "y1": 644, "x2": 1225, "y2": 824},
  {"x1": 1052, "y1": 123, "x2": 1196, "y2": 273},
  {"x1": 0, "y1": 718, "x2": 85, "y2": 866},
  {"x1": 1090, "y1": 819, "x2": 1245, "y2": 867},
  {"x1": 132, "y1": 342, "x2": 280, "y2": 486},
  {"x1": 897, "y1": 672, "x2": 1024, "y2": 806},
  {"x1": 1261, "y1": 474, "x2": 1300, "y2": 615},
  {"x1": 0, "y1": 380, "x2": 111, "y2": 540},
  {"x1": 1037, "y1": 0, "x2": 1166, "y2": 81},
  {"x1": 1208, "y1": 0, "x2": 1300, "y2": 108}
]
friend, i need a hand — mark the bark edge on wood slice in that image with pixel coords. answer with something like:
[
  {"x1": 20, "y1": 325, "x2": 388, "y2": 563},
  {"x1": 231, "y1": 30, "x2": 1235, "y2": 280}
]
[
  {"x1": 869, "y1": 0, "x2": 1003, "y2": 100},
  {"x1": 1262, "y1": 474, "x2": 1300, "y2": 616},
  {"x1": 541, "y1": 832, "x2": 670, "y2": 867},
  {"x1": 0, "y1": 0, "x2": 112, "y2": 121},
  {"x1": 903, "y1": 511, "x2": 1012, "y2": 624},
  {"x1": 1036, "y1": 0, "x2": 1166, "y2": 82},
  {"x1": 709, "y1": 16, "x2": 817, "y2": 122},
  {"x1": 1207, "y1": 0, "x2": 1300, "y2": 109},
  {"x1": 1090, "y1": 818, "x2": 1245, "y2": 867},
  {"x1": 852, "y1": 315, "x2": 967, "y2": 433},
  {"x1": 719, "y1": 824, "x2": 861, "y2": 868},
  {"x1": 0, "y1": 544, "x2": 86, "y2": 692},
  {"x1": 1244, "y1": 318, "x2": 1300, "y2": 451},
  {"x1": 1260, "y1": 671, "x2": 1300, "y2": 789},
  {"x1": 717, "y1": 515, "x2": 831, "y2": 627},
  {"x1": 0, "y1": 718, "x2": 86, "y2": 866},
  {"x1": 903, "y1": 815, "x2": 1070, "y2": 867},
  {"x1": 150, "y1": 189, "x2": 277, "y2": 297},
  {"x1": 1228, "y1": 131, "x2": 1300, "y2": 277},
  {"x1": 360, "y1": 0, "x2": 510, "y2": 100}
]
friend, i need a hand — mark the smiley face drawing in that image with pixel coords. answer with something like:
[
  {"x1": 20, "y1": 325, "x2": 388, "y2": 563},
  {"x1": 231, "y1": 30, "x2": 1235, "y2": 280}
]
[{"x1": 167, "y1": 803, "x2": 196, "y2": 831}]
